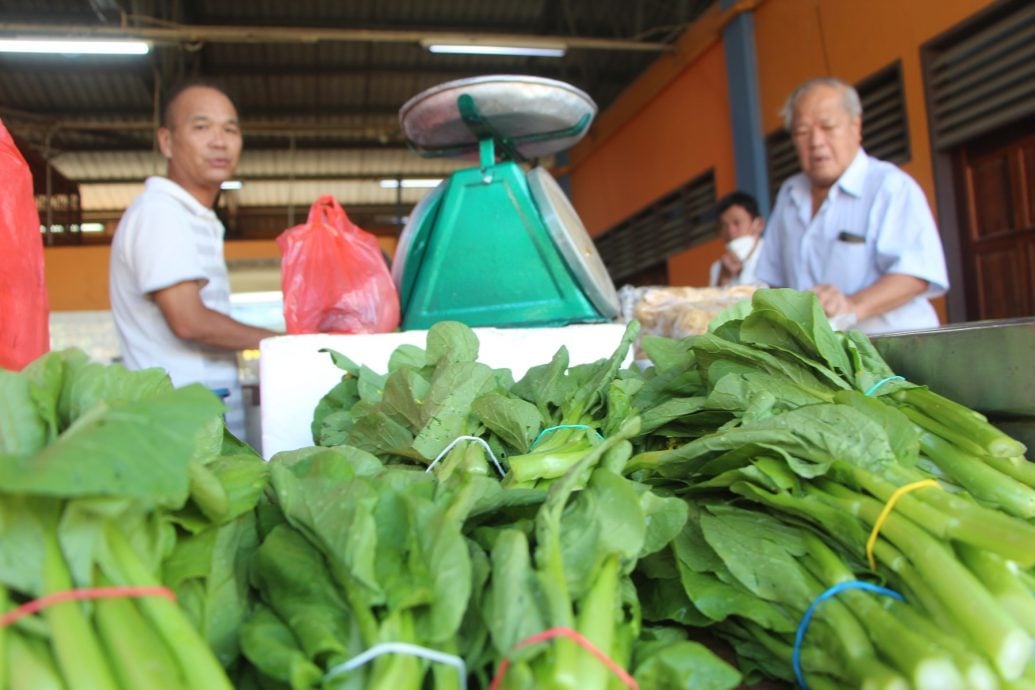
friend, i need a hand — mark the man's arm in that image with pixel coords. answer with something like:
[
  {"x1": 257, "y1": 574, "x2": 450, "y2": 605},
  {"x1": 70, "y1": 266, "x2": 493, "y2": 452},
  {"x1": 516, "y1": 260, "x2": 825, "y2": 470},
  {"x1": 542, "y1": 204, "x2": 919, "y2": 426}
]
[
  {"x1": 811, "y1": 273, "x2": 928, "y2": 322},
  {"x1": 153, "y1": 280, "x2": 277, "y2": 350}
]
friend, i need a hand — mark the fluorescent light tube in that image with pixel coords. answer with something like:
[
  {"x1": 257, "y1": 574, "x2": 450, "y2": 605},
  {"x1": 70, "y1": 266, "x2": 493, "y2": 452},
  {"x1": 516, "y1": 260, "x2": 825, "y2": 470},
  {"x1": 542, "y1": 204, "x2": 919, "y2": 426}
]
[
  {"x1": 0, "y1": 38, "x2": 150, "y2": 55},
  {"x1": 379, "y1": 178, "x2": 442, "y2": 189},
  {"x1": 220, "y1": 180, "x2": 244, "y2": 190},
  {"x1": 424, "y1": 43, "x2": 565, "y2": 57}
]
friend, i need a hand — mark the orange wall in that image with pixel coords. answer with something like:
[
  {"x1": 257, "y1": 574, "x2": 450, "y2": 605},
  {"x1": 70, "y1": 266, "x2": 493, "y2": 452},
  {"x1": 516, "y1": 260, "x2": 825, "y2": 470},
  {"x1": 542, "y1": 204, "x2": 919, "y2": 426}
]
[
  {"x1": 47, "y1": 239, "x2": 282, "y2": 312},
  {"x1": 45, "y1": 245, "x2": 112, "y2": 311},
  {"x1": 569, "y1": 0, "x2": 996, "y2": 296},
  {"x1": 571, "y1": 41, "x2": 735, "y2": 287},
  {"x1": 45, "y1": 235, "x2": 398, "y2": 312}
]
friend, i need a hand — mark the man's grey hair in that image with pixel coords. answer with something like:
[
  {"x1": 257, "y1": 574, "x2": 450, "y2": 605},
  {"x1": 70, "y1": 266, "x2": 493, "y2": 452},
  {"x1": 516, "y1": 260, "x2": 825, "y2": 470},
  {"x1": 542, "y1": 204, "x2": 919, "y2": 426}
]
[{"x1": 781, "y1": 77, "x2": 862, "y2": 131}]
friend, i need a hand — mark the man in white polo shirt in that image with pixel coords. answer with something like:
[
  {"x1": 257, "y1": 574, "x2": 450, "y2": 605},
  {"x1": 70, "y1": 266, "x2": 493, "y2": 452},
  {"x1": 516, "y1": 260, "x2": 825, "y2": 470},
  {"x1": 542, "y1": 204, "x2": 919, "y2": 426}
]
[
  {"x1": 110, "y1": 81, "x2": 277, "y2": 438},
  {"x1": 754, "y1": 77, "x2": 949, "y2": 334}
]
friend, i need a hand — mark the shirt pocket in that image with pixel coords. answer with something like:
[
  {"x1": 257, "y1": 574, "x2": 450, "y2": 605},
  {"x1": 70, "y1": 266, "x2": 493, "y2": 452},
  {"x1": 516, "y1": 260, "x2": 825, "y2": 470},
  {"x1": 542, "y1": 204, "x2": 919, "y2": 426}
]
[{"x1": 822, "y1": 232, "x2": 872, "y2": 289}]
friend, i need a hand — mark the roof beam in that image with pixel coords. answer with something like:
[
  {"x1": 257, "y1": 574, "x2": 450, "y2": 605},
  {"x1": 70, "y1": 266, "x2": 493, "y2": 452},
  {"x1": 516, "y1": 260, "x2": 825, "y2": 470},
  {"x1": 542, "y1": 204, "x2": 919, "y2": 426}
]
[
  {"x1": 76, "y1": 170, "x2": 442, "y2": 184},
  {"x1": 0, "y1": 20, "x2": 675, "y2": 53}
]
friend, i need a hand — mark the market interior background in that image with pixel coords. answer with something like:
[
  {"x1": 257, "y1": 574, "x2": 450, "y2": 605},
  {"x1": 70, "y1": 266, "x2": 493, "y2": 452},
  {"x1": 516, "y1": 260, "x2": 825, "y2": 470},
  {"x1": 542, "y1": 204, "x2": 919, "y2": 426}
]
[{"x1": 2, "y1": 0, "x2": 1032, "y2": 368}]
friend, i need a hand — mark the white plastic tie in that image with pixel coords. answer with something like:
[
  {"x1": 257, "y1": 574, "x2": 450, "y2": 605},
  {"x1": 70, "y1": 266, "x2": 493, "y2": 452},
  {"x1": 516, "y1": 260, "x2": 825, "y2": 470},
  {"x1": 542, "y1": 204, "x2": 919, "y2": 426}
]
[
  {"x1": 323, "y1": 641, "x2": 467, "y2": 690},
  {"x1": 425, "y1": 435, "x2": 506, "y2": 478}
]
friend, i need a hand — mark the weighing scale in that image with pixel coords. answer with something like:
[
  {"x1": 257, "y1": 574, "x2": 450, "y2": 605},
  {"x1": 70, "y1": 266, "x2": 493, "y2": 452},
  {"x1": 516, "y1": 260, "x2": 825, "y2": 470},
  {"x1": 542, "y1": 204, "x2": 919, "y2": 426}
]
[{"x1": 393, "y1": 75, "x2": 620, "y2": 330}]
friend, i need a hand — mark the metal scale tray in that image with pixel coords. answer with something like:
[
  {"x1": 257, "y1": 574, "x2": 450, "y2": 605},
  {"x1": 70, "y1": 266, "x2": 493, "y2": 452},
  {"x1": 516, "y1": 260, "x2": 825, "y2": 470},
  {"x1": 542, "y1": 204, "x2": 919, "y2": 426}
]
[
  {"x1": 399, "y1": 74, "x2": 597, "y2": 160},
  {"x1": 871, "y1": 317, "x2": 1035, "y2": 453}
]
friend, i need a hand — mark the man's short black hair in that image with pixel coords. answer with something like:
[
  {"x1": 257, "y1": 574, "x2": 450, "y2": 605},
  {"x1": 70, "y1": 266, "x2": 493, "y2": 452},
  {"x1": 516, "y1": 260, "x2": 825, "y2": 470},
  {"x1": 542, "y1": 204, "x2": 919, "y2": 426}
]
[
  {"x1": 716, "y1": 190, "x2": 761, "y2": 219},
  {"x1": 161, "y1": 79, "x2": 238, "y2": 128}
]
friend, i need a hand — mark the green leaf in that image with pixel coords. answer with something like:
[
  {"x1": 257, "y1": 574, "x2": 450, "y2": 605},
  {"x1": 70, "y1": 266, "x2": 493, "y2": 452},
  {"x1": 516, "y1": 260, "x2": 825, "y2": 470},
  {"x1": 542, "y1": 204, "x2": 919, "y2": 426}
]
[
  {"x1": 0, "y1": 385, "x2": 222, "y2": 504},
  {"x1": 705, "y1": 372, "x2": 829, "y2": 413},
  {"x1": 832, "y1": 390, "x2": 919, "y2": 466},
  {"x1": 0, "y1": 495, "x2": 49, "y2": 595},
  {"x1": 0, "y1": 368, "x2": 47, "y2": 455},
  {"x1": 165, "y1": 514, "x2": 260, "y2": 666},
  {"x1": 311, "y1": 377, "x2": 359, "y2": 445},
  {"x1": 708, "y1": 298, "x2": 754, "y2": 334},
  {"x1": 56, "y1": 358, "x2": 173, "y2": 431},
  {"x1": 633, "y1": 639, "x2": 742, "y2": 690},
  {"x1": 484, "y1": 529, "x2": 547, "y2": 656},
  {"x1": 319, "y1": 348, "x2": 360, "y2": 375},
  {"x1": 690, "y1": 332, "x2": 830, "y2": 393},
  {"x1": 238, "y1": 604, "x2": 324, "y2": 690},
  {"x1": 381, "y1": 368, "x2": 431, "y2": 430},
  {"x1": 637, "y1": 488, "x2": 688, "y2": 557},
  {"x1": 472, "y1": 393, "x2": 541, "y2": 453},
  {"x1": 653, "y1": 403, "x2": 897, "y2": 481},
  {"x1": 671, "y1": 515, "x2": 796, "y2": 632},
  {"x1": 346, "y1": 409, "x2": 415, "y2": 456},
  {"x1": 388, "y1": 343, "x2": 429, "y2": 372},
  {"x1": 512, "y1": 347, "x2": 571, "y2": 417},
  {"x1": 251, "y1": 525, "x2": 354, "y2": 662},
  {"x1": 269, "y1": 453, "x2": 383, "y2": 601},
  {"x1": 411, "y1": 361, "x2": 494, "y2": 459},
  {"x1": 355, "y1": 366, "x2": 387, "y2": 405},
  {"x1": 698, "y1": 506, "x2": 816, "y2": 622},
  {"x1": 638, "y1": 397, "x2": 708, "y2": 435},
  {"x1": 20, "y1": 349, "x2": 75, "y2": 444},
  {"x1": 639, "y1": 335, "x2": 691, "y2": 372},
  {"x1": 744, "y1": 289, "x2": 853, "y2": 382},
  {"x1": 426, "y1": 321, "x2": 480, "y2": 365}
]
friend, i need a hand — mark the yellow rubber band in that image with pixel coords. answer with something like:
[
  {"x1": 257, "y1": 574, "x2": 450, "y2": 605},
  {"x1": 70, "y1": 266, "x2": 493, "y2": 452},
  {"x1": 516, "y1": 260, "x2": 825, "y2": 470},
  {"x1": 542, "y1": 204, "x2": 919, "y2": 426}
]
[{"x1": 865, "y1": 479, "x2": 941, "y2": 570}]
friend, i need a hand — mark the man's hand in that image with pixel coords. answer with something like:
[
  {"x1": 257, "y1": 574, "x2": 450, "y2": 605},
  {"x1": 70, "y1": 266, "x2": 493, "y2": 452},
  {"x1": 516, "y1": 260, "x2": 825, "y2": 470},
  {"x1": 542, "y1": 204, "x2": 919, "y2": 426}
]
[
  {"x1": 153, "y1": 280, "x2": 278, "y2": 351},
  {"x1": 716, "y1": 251, "x2": 744, "y2": 286},
  {"x1": 810, "y1": 274, "x2": 929, "y2": 323},
  {"x1": 810, "y1": 283, "x2": 854, "y2": 318}
]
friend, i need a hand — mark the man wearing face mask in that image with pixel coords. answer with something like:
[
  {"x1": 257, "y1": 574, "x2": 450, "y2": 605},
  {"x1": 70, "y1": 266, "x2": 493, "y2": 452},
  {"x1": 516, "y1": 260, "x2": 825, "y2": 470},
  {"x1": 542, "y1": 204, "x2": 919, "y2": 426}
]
[
  {"x1": 710, "y1": 191, "x2": 766, "y2": 287},
  {"x1": 753, "y1": 77, "x2": 949, "y2": 334}
]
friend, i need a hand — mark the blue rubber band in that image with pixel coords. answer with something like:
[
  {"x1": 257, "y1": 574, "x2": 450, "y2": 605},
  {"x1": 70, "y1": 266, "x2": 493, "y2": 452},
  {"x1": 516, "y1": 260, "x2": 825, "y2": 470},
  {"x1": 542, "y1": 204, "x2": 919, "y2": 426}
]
[
  {"x1": 864, "y1": 375, "x2": 905, "y2": 397},
  {"x1": 530, "y1": 424, "x2": 605, "y2": 450},
  {"x1": 792, "y1": 581, "x2": 905, "y2": 689}
]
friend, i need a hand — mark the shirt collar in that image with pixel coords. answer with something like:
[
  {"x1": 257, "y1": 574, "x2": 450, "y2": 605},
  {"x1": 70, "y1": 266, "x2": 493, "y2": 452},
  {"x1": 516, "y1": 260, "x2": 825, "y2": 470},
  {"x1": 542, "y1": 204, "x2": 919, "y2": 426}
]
[
  {"x1": 788, "y1": 147, "x2": 870, "y2": 207},
  {"x1": 144, "y1": 176, "x2": 218, "y2": 219},
  {"x1": 834, "y1": 148, "x2": 869, "y2": 198}
]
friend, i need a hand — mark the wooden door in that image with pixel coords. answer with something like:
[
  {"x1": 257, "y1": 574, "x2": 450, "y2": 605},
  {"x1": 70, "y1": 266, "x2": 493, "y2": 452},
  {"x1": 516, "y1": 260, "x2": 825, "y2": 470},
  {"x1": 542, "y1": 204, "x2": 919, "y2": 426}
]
[{"x1": 955, "y1": 123, "x2": 1035, "y2": 321}]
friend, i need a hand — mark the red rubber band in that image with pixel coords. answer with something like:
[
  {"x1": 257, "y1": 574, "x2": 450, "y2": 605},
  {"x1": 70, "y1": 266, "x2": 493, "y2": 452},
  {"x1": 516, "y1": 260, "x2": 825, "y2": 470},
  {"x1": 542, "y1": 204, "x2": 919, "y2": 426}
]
[
  {"x1": 488, "y1": 626, "x2": 639, "y2": 690},
  {"x1": 0, "y1": 586, "x2": 176, "y2": 628}
]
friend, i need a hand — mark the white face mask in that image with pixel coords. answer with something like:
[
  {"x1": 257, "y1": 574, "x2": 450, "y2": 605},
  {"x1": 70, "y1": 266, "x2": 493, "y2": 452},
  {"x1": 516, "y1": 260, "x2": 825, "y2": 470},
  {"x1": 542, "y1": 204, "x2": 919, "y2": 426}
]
[{"x1": 726, "y1": 234, "x2": 758, "y2": 261}]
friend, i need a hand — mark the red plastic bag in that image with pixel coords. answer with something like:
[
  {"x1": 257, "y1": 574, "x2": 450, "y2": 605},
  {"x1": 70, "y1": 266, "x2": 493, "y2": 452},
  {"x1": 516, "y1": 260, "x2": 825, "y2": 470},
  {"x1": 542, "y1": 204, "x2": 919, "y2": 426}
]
[
  {"x1": 277, "y1": 196, "x2": 400, "y2": 334},
  {"x1": 0, "y1": 120, "x2": 49, "y2": 370}
]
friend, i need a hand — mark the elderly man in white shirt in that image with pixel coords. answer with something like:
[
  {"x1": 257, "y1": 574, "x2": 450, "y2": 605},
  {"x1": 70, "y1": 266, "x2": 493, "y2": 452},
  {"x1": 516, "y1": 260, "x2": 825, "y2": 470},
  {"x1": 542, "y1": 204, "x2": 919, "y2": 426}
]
[{"x1": 754, "y1": 77, "x2": 949, "y2": 334}]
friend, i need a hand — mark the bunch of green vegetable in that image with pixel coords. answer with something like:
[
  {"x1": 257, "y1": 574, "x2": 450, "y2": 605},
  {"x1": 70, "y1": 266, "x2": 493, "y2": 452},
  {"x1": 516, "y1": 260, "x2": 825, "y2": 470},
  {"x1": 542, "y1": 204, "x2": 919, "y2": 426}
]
[
  {"x1": 0, "y1": 349, "x2": 268, "y2": 690},
  {"x1": 311, "y1": 320, "x2": 641, "y2": 490},
  {"x1": 244, "y1": 323, "x2": 741, "y2": 690},
  {"x1": 624, "y1": 289, "x2": 1035, "y2": 690},
  {"x1": 5, "y1": 286, "x2": 1031, "y2": 690}
]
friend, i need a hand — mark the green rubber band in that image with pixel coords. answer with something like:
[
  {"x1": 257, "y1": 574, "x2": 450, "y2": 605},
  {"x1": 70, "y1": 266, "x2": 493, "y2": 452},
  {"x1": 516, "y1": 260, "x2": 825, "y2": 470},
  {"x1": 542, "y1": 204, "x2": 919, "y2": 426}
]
[
  {"x1": 864, "y1": 375, "x2": 905, "y2": 397},
  {"x1": 530, "y1": 424, "x2": 604, "y2": 450}
]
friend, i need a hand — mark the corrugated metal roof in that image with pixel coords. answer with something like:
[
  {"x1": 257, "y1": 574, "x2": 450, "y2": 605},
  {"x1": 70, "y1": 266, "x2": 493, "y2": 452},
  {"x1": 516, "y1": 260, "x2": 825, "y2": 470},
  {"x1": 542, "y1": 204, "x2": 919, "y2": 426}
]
[{"x1": 1, "y1": 0, "x2": 715, "y2": 233}]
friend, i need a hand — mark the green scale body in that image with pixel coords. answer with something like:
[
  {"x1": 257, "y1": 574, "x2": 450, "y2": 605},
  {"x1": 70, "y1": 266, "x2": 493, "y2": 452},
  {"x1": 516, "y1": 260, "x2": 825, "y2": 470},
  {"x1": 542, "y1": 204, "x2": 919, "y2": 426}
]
[{"x1": 399, "y1": 140, "x2": 605, "y2": 329}]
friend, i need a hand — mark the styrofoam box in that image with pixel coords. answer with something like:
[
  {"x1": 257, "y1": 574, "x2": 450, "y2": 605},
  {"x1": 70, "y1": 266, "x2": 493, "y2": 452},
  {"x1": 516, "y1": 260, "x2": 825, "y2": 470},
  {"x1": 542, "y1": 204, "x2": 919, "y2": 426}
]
[{"x1": 259, "y1": 323, "x2": 630, "y2": 458}]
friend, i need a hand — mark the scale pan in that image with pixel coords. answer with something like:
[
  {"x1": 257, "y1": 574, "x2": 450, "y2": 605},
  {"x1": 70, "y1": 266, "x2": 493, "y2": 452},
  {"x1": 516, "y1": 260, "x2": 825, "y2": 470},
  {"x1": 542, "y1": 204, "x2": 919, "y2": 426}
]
[
  {"x1": 400, "y1": 75, "x2": 596, "y2": 159},
  {"x1": 527, "y1": 167, "x2": 619, "y2": 319}
]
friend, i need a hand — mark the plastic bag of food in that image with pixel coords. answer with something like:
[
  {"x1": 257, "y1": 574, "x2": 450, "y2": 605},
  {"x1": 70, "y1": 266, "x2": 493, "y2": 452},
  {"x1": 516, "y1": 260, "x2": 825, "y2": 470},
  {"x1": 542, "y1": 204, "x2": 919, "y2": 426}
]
[
  {"x1": 618, "y1": 284, "x2": 758, "y2": 362},
  {"x1": 277, "y1": 195, "x2": 400, "y2": 334}
]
